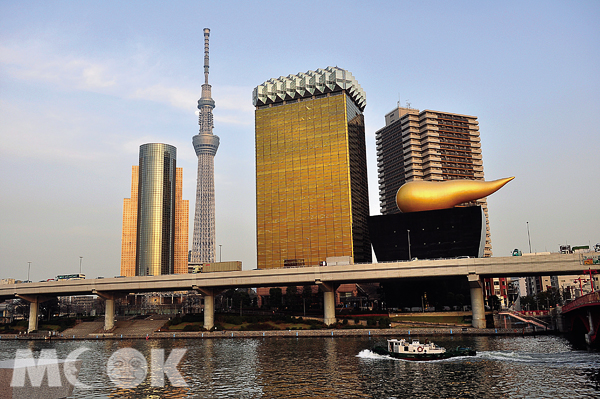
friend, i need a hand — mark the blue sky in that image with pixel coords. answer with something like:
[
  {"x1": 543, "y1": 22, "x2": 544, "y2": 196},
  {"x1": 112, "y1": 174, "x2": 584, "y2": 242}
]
[{"x1": 1, "y1": 1, "x2": 599, "y2": 281}]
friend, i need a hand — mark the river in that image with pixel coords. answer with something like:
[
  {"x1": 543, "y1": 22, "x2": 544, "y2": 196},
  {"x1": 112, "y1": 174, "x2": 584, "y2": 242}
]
[{"x1": 2, "y1": 334, "x2": 599, "y2": 398}]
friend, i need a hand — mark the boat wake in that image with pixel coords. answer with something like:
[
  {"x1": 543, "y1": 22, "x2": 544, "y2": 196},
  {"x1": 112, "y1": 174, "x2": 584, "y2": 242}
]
[
  {"x1": 477, "y1": 350, "x2": 600, "y2": 367},
  {"x1": 360, "y1": 349, "x2": 600, "y2": 367},
  {"x1": 357, "y1": 349, "x2": 390, "y2": 360},
  {"x1": 357, "y1": 349, "x2": 475, "y2": 363}
]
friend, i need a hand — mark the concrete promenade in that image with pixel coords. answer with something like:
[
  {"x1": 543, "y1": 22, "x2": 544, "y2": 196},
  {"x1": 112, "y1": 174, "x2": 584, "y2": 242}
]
[{"x1": 0, "y1": 327, "x2": 542, "y2": 341}]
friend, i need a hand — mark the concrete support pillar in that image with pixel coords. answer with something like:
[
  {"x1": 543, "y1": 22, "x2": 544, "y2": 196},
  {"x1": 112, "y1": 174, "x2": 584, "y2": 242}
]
[
  {"x1": 28, "y1": 299, "x2": 39, "y2": 333},
  {"x1": 197, "y1": 288, "x2": 215, "y2": 330},
  {"x1": 316, "y1": 280, "x2": 337, "y2": 325},
  {"x1": 468, "y1": 273, "x2": 486, "y2": 329},
  {"x1": 586, "y1": 310, "x2": 595, "y2": 346},
  {"x1": 94, "y1": 291, "x2": 123, "y2": 331},
  {"x1": 17, "y1": 295, "x2": 49, "y2": 333},
  {"x1": 105, "y1": 297, "x2": 115, "y2": 331}
]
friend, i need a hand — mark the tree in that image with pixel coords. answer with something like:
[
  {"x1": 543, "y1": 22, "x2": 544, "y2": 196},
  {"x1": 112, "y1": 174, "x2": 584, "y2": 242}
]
[
  {"x1": 520, "y1": 295, "x2": 536, "y2": 311},
  {"x1": 40, "y1": 298, "x2": 60, "y2": 320},
  {"x1": 285, "y1": 285, "x2": 301, "y2": 311},
  {"x1": 223, "y1": 289, "x2": 251, "y2": 310},
  {"x1": 268, "y1": 288, "x2": 282, "y2": 309},
  {"x1": 536, "y1": 287, "x2": 561, "y2": 309},
  {"x1": 487, "y1": 295, "x2": 501, "y2": 311},
  {"x1": 301, "y1": 284, "x2": 313, "y2": 302}
]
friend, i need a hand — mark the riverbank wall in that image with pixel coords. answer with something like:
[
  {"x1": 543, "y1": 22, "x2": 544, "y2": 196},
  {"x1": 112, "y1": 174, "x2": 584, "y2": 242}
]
[{"x1": 0, "y1": 326, "x2": 548, "y2": 340}]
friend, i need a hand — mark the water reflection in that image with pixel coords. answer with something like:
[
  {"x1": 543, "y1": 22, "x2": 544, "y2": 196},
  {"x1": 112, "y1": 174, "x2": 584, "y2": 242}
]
[{"x1": 0, "y1": 335, "x2": 598, "y2": 398}]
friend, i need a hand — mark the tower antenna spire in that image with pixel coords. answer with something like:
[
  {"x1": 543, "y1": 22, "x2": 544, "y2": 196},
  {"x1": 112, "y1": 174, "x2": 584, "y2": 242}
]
[{"x1": 203, "y1": 28, "x2": 210, "y2": 85}]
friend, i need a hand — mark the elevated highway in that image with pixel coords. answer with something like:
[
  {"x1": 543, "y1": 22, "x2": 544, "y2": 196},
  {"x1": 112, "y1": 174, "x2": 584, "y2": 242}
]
[{"x1": 2, "y1": 252, "x2": 595, "y2": 332}]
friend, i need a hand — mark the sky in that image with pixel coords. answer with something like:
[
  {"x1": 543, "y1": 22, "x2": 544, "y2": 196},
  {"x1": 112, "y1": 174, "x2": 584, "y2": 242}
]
[{"x1": 1, "y1": 1, "x2": 599, "y2": 281}]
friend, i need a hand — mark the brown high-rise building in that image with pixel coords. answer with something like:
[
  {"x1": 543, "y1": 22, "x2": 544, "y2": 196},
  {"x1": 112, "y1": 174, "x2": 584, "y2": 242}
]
[
  {"x1": 120, "y1": 143, "x2": 189, "y2": 276},
  {"x1": 375, "y1": 106, "x2": 492, "y2": 256},
  {"x1": 252, "y1": 67, "x2": 371, "y2": 269}
]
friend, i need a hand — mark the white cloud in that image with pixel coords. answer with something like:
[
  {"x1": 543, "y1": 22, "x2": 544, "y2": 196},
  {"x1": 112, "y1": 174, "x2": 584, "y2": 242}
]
[
  {"x1": 1, "y1": 40, "x2": 255, "y2": 130},
  {"x1": 131, "y1": 84, "x2": 197, "y2": 110},
  {"x1": 0, "y1": 43, "x2": 117, "y2": 91}
]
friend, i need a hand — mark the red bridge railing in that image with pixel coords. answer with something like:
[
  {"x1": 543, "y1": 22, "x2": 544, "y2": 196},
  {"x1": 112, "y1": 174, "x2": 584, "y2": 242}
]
[{"x1": 561, "y1": 291, "x2": 600, "y2": 313}]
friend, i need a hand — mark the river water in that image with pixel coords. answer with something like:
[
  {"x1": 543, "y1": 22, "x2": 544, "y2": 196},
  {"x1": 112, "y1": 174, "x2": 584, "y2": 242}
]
[{"x1": 2, "y1": 334, "x2": 599, "y2": 398}]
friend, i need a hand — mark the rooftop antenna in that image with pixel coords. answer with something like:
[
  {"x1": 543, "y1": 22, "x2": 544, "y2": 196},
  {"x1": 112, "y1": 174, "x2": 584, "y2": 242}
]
[{"x1": 406, "y1": 100, "x2": 411, "y2": 109}]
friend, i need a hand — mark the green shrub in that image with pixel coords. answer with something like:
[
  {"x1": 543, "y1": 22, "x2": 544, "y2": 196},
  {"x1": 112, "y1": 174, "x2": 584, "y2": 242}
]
[
  {"x1": 183, "y1": 324, "x2": 201, "y2": 331},
  {"x1": 379, "y1": 317, "x2": 391, "y2": 328},
  {"x1": 246, "y1": 322, "x2": 273, "y2": 331},
  {"x1": 182, "y1": 314, "x2": 203, "y2": 323},
  {"x1": 224, "y1": 316, "x2": 244, "y2": 325}
]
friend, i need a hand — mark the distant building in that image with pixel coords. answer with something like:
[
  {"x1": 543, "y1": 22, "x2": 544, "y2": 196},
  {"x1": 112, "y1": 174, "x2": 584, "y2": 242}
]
[
  {"x1": 484, "y1": 277, "x2": 509, "y2": 307},
  {"x1": 120, "y1": 143, "x2": 189, "y2": 276},
  {"x1": 375, "y1": 106, "x2": 493, "y2": 256},
  {"x1": 555, "y1": 274, "x2": 598, "y2": 299},
  {"x1": 525, "y1": 275, "x2": 553, "y2": 297},
  {"x1": 252, "y1": 66, "x2": 371, "y2": 269},
  {"x1": 58, "y1": 295, "x2": 96, "y2": 316}
]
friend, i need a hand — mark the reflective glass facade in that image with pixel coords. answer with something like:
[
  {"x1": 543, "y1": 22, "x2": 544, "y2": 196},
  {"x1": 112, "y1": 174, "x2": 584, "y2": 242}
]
[
  {"x1": 121, "y1": 143, "x2": 189, "y2": 276},
  {"x1": 255, "y1": 92, "x2": 371, "y2": 269}
]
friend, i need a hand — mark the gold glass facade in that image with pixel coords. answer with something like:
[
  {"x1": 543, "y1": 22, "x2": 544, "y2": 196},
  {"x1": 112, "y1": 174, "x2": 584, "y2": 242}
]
[
  {"x1": 120, "y1": 166, "x2": 139, "y2": 277},
  {"x1": 174, "y1": 167, "x2": 189, "y2": 274},
  {"x1": 255, "y1": 92, "x2": 371, "y2": 269},
  {"x1": 120, "y1": 144, "x2": 189, "y2": 277}
]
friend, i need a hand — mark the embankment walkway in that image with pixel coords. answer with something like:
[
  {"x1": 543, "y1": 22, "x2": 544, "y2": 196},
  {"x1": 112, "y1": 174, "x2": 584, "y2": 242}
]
[{"x1": 1, "y1": 326, "x2": 542, "y2": 340}]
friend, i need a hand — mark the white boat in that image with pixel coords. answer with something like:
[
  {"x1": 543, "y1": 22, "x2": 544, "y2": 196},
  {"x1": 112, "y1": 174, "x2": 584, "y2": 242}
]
[{"x1": 373, "y1": 338, "x2": 476, "y2": 360}]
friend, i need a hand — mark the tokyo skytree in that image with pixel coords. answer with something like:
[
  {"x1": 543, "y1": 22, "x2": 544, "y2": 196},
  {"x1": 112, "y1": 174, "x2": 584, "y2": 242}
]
[{"x1": 191, "y1": 28, "x2": 219, "y2": 263}]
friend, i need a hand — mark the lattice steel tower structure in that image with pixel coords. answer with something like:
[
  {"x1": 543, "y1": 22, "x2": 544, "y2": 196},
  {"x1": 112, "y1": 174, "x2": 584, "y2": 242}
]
[{"x1": 191, "y1": 28, "x2": 219, "y2": 263}]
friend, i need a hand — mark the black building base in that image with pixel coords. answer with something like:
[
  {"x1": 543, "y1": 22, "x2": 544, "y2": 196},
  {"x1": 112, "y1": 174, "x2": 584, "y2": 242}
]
[{"x1": 368, "y1": 206, "x2": 485, "y2": 262}]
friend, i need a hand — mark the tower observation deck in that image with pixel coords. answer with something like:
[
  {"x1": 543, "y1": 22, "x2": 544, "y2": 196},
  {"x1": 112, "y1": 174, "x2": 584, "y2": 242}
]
[{"x1": 191, "y1": 28, "x2": 219, "y2": 263}]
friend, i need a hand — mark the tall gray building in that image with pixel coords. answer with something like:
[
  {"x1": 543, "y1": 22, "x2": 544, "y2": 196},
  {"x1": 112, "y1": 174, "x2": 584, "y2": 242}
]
[
  {"x1": 375, "y1": 106, "x2": 492, "y2": 256},
  {"x1": 191, "y1": 28, "x2": 219, "y2": 263}
]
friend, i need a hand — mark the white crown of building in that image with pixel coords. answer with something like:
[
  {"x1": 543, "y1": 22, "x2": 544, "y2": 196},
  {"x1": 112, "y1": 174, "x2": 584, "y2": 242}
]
[{"x1": 252, "y1": 66, "x2": 366, "y2": 111}]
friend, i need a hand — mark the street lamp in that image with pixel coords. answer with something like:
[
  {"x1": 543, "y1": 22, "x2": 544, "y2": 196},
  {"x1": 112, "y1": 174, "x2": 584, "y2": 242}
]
[
  {"x1": 219, "y1": 245, "x2": 222, "y2": 262},
  {"x1": 527, "y1": 222, "x2": 532, "y2": 253},
  {"x1": 27, "y1": 262, "x2": 31, "y2": 282},
  {"x1": 407, "y1": 230, "x2": 412, "y2": 260},
  {"x1": 79, "y1": 256, "x2": 83, "y2": 274}
]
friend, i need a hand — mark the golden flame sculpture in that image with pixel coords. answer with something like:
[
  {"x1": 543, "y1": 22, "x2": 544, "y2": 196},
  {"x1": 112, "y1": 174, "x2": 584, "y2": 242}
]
[{"x1": 396, "y1": 177, "x2": 514, "y2": 213}]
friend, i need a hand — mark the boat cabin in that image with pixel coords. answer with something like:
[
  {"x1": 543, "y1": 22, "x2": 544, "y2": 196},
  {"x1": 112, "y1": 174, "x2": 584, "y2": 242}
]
[{"x1": 387, "y1": 339, "x2": 446, "y2": 355}]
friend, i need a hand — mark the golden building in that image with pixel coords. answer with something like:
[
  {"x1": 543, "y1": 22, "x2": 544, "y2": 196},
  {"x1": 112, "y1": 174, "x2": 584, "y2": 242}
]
[
  {"x1": 252, "y1": 67, "x2": 371, "y2": 269},
  {"x1": 120, "y1": 143, "x2": 189, "y2": 276}
]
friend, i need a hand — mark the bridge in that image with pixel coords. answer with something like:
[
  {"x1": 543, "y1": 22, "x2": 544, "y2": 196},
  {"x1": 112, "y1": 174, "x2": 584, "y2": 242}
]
[
  {"x1": 497, "y1": 310, "x2": 550, "y2": 329},
  {"x1": 1, "y1": 252, "x2": 594, "y2": 333},
  {"x1": 560, "y1": 291, "x2": 600, "y2": 346}
]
